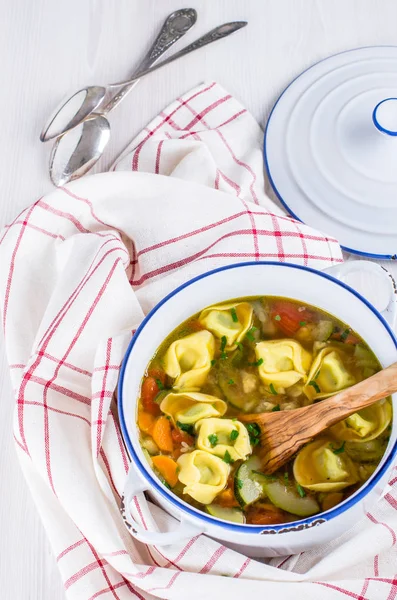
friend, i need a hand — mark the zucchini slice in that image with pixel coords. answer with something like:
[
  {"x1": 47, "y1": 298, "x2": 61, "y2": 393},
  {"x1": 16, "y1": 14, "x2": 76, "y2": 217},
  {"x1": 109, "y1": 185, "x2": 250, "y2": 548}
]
[
  {"x1": 262, "y1": 479, "x2": 319, "y2": 517},
  {"x1": 234, "y1": 456, "x2": 265, "y2": 507},
  {"x1": 207, "y1": 504, "x2": 245, "y2": 524},
  {"x1": 313, "y1": 320, "x2": 333, "y2": 342}
]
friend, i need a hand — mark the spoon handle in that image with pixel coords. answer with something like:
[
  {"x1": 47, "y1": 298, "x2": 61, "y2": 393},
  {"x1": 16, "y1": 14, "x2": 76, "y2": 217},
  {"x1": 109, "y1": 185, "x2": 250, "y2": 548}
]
[
  {"x1": 296, "y1": 360, "x2": 397, "y2": 435},
  {"x1": 103, "y1": 9, "x2": 197, "y2": 115},
  {"x1": 108, "y1": 21, "x2": 247, "y2": 91}
]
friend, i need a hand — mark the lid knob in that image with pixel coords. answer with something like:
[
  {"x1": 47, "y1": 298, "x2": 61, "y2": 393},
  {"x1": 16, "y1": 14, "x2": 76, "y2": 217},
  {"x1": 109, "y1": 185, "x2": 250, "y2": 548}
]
[{"x1": 372, "y1": 98, "x2": 397, "y2": 137}]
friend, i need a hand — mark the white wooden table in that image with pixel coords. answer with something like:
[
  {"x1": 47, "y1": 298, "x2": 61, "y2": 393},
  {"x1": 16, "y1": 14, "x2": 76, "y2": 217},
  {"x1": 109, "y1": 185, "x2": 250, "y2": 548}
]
[{"x1": 2, "y1": 1, "x2": 397, "y2": 598}]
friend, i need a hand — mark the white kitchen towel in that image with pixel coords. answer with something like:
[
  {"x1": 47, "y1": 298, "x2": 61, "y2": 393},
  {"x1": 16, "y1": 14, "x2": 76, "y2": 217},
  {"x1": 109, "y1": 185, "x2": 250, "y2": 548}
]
[{"x1": 1, "y1": 82, "x2": 396, "y2": 600}]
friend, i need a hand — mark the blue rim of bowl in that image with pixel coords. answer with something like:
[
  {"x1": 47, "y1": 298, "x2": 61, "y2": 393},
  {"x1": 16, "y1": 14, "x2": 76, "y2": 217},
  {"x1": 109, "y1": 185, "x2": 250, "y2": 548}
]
[
  {"x1": 263, "y1": 45, "x2": 397, "y2": 260},
  {"x1": 118, "y1": 261, "x2": 397, "y2": 534}
]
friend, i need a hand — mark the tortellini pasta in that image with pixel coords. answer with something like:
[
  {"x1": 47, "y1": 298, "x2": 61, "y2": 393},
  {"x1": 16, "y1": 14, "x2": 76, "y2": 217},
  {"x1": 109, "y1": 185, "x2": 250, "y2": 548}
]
[
  {"x1": 195, "y1": 418, "x2": 252, "y2": 461},
  {"x1": 177, "y1": 450, "x2": 230, "y2": 504},
  {"x1": 160, "y1": 392, "x2": 227, "y2": 425},
  {"x1": 163, "y1": 330, "x2": 215, "y2": 391},
  {"x1": 304, "y1": 346, "x2": 356, "y2": 401},
  {"x1": 198, "y1": 302, "x2": 253, "y2": 349},
  {"x1": 255, "y1": 339, "x2": 312, "y2": 392},
  {"x1": 330, "y1": 399, "x2": 392, "y2": 442},
  {"x1": 293, "y1": 439, "x2": 359, "y2": 492}
]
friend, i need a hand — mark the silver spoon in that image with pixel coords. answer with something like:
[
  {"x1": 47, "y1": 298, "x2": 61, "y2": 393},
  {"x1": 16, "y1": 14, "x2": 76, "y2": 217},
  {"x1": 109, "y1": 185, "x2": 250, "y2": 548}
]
[
  {"x1": 40, "y1": 9, "x2": 197, "y2": 142},
  {"x1": 49, "y1": 21, "x2": 247, "y2": 186}
]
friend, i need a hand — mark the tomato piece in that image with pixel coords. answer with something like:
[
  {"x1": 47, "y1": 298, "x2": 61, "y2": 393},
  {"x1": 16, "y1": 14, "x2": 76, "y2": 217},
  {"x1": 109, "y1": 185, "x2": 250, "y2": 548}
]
[
  {"x1": 147, "y1": 367, "x2": 166, "y2": 385},
  {"x1": 171, "y1": 427, "x2": 194, "y2": 446},
  {"x1": 271, "y1": 302, "x2": 312, "y2": 336},
  {"x1": 187, "y1": 320, "x2": 204, "y2": 332},
  {"x1": 141, "y1": 377, "x2": 161, "y2": 415}
]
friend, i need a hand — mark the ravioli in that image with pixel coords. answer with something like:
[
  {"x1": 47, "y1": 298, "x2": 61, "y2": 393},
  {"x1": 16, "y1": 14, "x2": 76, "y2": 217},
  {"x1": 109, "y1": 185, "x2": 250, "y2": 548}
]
[
  {"x1": 163, "y1": 330, "x2": 215, "y2": 391},
  {"x1": 199, "y1": 302, "x2": 253, "y2": 349},
  {"x1": 160, "y1": 392, "x2": 227, "y2": 425},
  {"x1": 304, "y1": 346, "x2": 356, "y2": 401},
  {"x1": 330, "y1": 399, "x2": 392, "y2": 442},
  {"x1": 255, "y1": 339, "x2": 312, "y2": 392},
  {"x1": 293, "y1": 439, "x2": 359, "y2": 492},
  {"x1": 195, "y1": 418, "x2": 252, "y2": 461},
  {"x1": 177, "y1": 450, "x2": 230, "y2": 504}
]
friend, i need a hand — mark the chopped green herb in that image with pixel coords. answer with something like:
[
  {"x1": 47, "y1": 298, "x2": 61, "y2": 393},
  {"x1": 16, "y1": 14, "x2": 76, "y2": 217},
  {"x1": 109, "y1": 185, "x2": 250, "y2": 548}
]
[
  {"x1": 223, "y1": 450, "x2": 234, "y2": 464},
  {"x1": 228, "y1": 378, "x2": 235, "y2": 385},
  {"x1": 284, "y1": 471, "x2": 289, "y2": 485},
  {"x1": 221, "y1": 352, "x2": 228, "y2": 360},
  {"x1": 236, "y1": 341, "x2": 243, "y2": 351},
  {"x1": 299, "y1": 321, "x2": 307, "y2": 327},
  {"x1": 331, "y1": 441, "x2": 345, "y2": 455},
  {"x1": 236, "y1": 478, "x2": 244, "y2": 490},
  {"x1": 269, "y1": 383, "x2": 278, "y2": 395},
  {"x1": 309, "y1": 380, "x2": 321, "y2": 393},
  {"x1": 296, "y1": 483, "x2": 306, "y2": 497},
  {"x1": 251, "y1": 437, "x2": 260, "y2": 446},
  {"x1": 232, "y1": 417, "x2": 238, "y2": 421},
  {"x1": 220, "y1": 335, "x2": 227, "y2": 352},
  {"x1": 248, "y1": 358, "x2": 264, "y2": 367},
  {"x1": 208, "y1": 433, "x2": 218, "y2": 447},
  {"x1": 230, "y1": 429, "x2": 239, "y2": 441},
  {"x1": 246, "y1": 326, "x2": 257, "y2": 342},
  {"x1": 211, "y1": 359, "x2": 217, "y2": 367},
  {"x1": 246, "y1": 422, "x2": 261, "y2": 446},
  {"x1": 176, "y1": 421, "x2": 194, "y2": 435},
  {"x1": 231, "y1": 307, "x2": 239, "y2": 323},
  {"x1": 162, "y1": 480, "x2": 171, "y2": 490},
  {"x1": 340, "y1": 328, "x2": 350, "y2": 342},
  {"x1": 155, "y1": 378, "x2": 165, "y2": 390},
  {"x1": 274, "y1": 314, "x2": 281, "y2": 321},
  {"x1": 165, "y1": 415, "x2": 171, "y2": 420},
  {"x1": 271, "y1": 404, "x2": 281, "y2": 412}
]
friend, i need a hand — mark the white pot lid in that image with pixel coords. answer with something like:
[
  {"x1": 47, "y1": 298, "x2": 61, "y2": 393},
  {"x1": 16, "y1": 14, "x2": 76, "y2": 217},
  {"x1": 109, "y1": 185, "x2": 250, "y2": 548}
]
[{"x1": 264, "y1": 46, "x2": 397, "y2": 259}]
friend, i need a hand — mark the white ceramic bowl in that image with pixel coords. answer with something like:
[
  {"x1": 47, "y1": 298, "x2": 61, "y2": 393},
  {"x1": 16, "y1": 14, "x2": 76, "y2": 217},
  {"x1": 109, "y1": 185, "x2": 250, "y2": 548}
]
[{"x1": 118, "y1": 261, "x2": 397, "y2": 557}]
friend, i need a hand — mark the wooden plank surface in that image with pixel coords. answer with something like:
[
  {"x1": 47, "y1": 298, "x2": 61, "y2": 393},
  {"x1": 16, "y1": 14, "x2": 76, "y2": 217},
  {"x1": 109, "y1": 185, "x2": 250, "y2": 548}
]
[{"x1": 1, "y1": 0, "x2": 397, "y2": 597}]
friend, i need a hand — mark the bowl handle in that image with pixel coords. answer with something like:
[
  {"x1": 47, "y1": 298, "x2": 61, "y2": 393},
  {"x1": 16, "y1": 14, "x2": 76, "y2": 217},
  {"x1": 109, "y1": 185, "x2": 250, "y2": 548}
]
[
  {"x1": 324, "y1": 260, "x2": 397, "y2": 328},
  {"x1": 121, "y1": 464, "x2": 203, "y2": 546}
]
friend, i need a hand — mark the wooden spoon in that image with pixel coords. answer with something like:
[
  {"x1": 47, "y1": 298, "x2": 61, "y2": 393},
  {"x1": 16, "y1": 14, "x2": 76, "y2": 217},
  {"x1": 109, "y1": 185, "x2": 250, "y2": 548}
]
[{"x1": 239, "y1": 362, "x2": 397, "y2": 474}]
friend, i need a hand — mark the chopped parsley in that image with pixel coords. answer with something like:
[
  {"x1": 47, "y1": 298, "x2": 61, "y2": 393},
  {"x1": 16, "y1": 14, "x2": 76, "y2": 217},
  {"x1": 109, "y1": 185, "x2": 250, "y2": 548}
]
[
  {"x1": 246, "y1": 326, "x2": 257, "y2": 342},
  {"x1": 176, "y1": 421, "x2": 194, "y2": 435},
  {"x1": 284, "y1": 471, "x2": 289, "y2": 485},
  {"x1": 211, "y1": 359, "x2": 217, "y2": 367},
  {"x1": 208, "y1": 433, "x2": 218, "y2": 447},
  {"x1": 299, "y1": 321, "x2": 307, "y2": 327},
  {"x1": 296, "y1": 483, "x2": 306, "y2": 497},
  {"x1": 223, "y1": 450, "x2": 234, "y2": 464},
  {"x1": 309, "y1": 380, "x2": 321, "y2": 393},
  {"x1": 274, "y1": 314, "x2": 281, "y2": 321},
  {"x1": 236, "y1": 341, "x2": 243, "y2": 351},
  {"x1": 220, "y1": 335, "x2": 227, "y2": 352},
  {"x1": 231, "y1": 307, "x2": 239, "y2": 323},
  {"x1": 236, "y1": 478, "x2": 244, "y2": 490},
  {"x1": 155, "y1": 378, "x2": 165, "y2": 390},
  {"x1": 246, "y1": 422, "x2": 261, "y2": 446},
  {"x1": 271, "y1": 404, "x2": 281, "y2": 412},
  {"x1": 230, "y1": 429, "x2": 239, "y2": 441},
  {"x1": 269, "y1": 383, "x2": 278, "y2": 395},
  {"x1": 331, "y1": 441, "x2": 345, "y2": 455},
  {"x1": 248, "y1": 358, "x2": 264, "y2": 367},
  {"x1": 228, "y1": 378, "x2": 235, "y2": 385},
  {"x1": 340, "y1": 328, "x2": 350, "y2": 342}
]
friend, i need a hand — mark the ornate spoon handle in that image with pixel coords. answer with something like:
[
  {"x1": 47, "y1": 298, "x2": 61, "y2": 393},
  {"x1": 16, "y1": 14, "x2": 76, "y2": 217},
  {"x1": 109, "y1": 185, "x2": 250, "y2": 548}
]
[{"x1": 103, "y1": 8, "x2": 197, "y2": 114}]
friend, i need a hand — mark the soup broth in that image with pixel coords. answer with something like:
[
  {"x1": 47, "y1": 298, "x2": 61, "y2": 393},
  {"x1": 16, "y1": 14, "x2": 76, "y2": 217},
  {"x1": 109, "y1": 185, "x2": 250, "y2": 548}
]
[{"x1": 137, "y1": 297, "x2": 392, "y2": 525}]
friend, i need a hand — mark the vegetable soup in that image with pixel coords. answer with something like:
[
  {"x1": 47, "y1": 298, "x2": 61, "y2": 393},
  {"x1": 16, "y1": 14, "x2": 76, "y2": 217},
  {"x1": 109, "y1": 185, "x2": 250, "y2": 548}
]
[{"x1": 137, "y1": 297, "x2": 392, "y2": 525}]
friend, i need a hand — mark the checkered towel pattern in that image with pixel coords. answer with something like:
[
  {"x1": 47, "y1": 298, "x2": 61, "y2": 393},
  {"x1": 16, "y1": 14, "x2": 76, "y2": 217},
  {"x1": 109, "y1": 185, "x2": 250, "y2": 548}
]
[{"x1": 1, "y1": 82, "x2": 396, "y2": 600}]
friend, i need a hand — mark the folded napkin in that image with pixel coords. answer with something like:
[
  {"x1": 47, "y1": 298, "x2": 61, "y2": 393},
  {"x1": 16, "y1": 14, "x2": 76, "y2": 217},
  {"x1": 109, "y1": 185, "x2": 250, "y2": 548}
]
[{"x1": 1, "y1": 82, "x2": 396, "y2": 600}]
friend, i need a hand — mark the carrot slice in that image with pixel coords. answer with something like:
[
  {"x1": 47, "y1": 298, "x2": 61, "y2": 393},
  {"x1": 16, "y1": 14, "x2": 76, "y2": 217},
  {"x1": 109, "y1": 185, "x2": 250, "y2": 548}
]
[
  {"x1": 152, "y1": 455, "x2": 179, "y2": 487},
  {"x1": 217, "y1": 487, "x2": 240, "y2": 508},
  {"x1": 138, "y1": 410, "x2": 156, "y2": 434},
  {"x1": 248, "y1": 503, "x2": 286, "y2": 525},
  {"x1": 152, "y1": 416, "x2": 173, "y2": 453}
]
